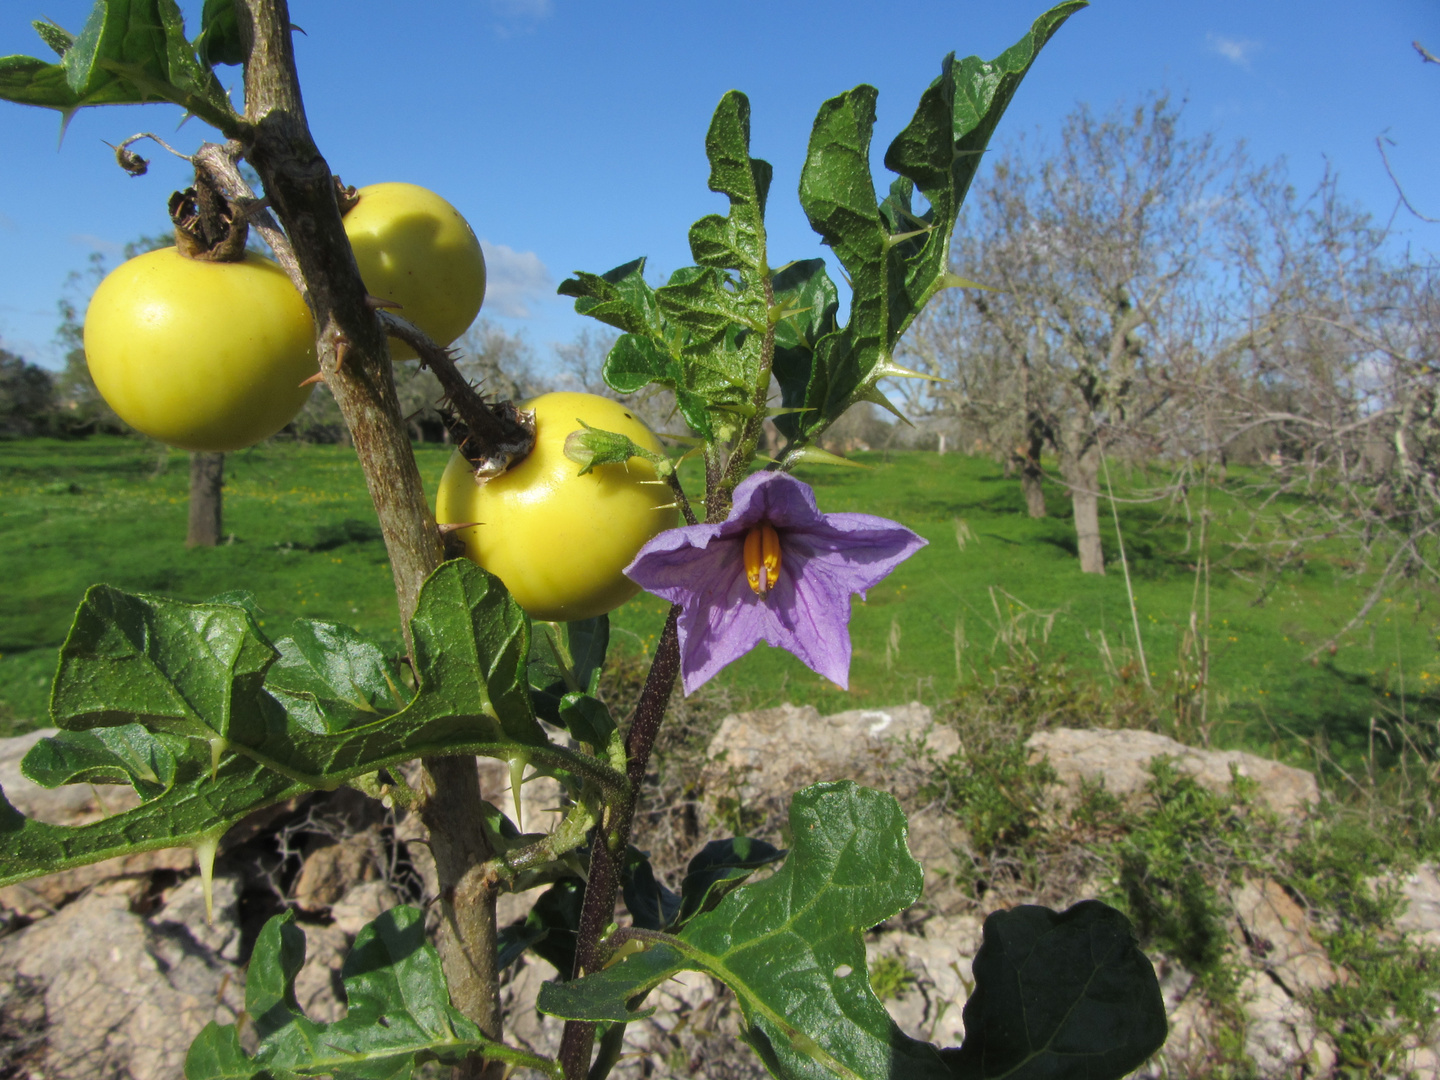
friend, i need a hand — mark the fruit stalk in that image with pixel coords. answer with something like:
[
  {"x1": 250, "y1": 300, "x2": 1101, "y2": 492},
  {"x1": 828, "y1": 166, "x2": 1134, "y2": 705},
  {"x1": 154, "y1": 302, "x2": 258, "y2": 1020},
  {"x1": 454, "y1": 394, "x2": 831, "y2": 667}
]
[{"x1": 233, "y1": 1, "x2": 503, "y2": 1067}]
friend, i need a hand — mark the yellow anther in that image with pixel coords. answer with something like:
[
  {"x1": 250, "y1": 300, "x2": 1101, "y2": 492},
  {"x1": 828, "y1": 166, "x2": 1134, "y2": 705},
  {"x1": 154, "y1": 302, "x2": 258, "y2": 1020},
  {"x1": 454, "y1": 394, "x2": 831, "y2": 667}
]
[{"x1": 743, "y1": 522, "x2": 782, "y2": 598}]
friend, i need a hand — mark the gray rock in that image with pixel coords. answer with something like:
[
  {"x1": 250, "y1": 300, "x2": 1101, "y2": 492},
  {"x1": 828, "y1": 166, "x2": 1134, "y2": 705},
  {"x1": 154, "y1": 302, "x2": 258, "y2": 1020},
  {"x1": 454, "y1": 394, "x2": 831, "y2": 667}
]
[
  {"x1": 703, "y1": 702, "x2": 957, "y2": 807},
  {"x1": 1231, "y1": 877, "x2": 1341, "y2": 993},
  {"x1": 1026, "y1": 727, "x2": 1320, "y2": 816},
  {"x1": 1393, "y1": 862, "x2": 1440, "y2": 948},
  {"x1": 0, "y1": 875, "x2": 245, "y2": 1080}
]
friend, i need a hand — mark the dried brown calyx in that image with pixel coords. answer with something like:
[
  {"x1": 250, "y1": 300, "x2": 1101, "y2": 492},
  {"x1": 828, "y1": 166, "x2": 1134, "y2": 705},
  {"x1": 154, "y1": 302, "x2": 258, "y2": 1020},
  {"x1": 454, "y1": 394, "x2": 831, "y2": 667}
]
[
  {"x1": 170, "y1": 169, "x2": 249, "y2": 262},
  {"x1": 334, "y1": 176, "x2": 361, "y2": 216}
]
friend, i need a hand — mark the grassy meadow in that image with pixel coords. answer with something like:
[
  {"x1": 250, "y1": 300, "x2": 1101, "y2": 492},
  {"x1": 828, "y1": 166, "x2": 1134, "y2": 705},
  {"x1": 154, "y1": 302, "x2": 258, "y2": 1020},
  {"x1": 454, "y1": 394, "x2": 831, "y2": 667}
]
[{"x1": 1, "y1": 435, "x2": 1436, "y2": 768}]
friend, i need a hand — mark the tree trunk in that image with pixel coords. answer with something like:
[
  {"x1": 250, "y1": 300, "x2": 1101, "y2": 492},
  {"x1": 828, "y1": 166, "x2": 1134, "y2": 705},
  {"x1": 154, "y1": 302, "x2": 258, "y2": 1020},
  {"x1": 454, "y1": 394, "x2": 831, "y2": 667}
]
[
  {"x1": 1063, "y1": 428, "x2": 1104, "y2": 573},
  {"x1": 1019, "y1": 432, "x2": 1047, "y2": 518},
  {"x1": 186, "y1": 452, "x2": 224, "y2": 547}
]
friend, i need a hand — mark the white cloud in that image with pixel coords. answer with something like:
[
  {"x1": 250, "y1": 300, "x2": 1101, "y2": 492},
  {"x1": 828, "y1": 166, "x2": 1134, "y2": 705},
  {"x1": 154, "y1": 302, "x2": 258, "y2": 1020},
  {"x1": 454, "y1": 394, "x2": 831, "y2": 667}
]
[
  {"x1": 480, "y1": 240, "x2": 553, "y2": 319},
  {"x1": 1207, "y1": 33, "x2": 1260, "y2": 69}
]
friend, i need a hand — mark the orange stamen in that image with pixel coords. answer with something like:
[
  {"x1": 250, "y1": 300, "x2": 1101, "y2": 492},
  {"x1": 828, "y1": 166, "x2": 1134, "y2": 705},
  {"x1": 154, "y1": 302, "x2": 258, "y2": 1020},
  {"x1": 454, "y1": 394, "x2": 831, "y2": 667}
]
[{"x1": 743, "y1": 522, "x2": 782, "y2": 597}]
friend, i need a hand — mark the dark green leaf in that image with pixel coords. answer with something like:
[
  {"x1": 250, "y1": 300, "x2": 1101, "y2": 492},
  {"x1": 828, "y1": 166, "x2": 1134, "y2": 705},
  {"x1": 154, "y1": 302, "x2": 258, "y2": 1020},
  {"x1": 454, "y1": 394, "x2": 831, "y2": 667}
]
[
  {"x1": 266, "y1": 619, "x2": 409, "y2": 735},
  {"x1": 188, "y1": 907, "x2": 562, "y2": 1078},
  {"x1": 880, "y1": 2, "x2": 1085, "y2": 349},
  {"x1": 786, "y1": 1, "x2": 1083, "y2": 448},
  {"x1": 770, "y1": 259, "x2": 839, "y2": 443},
  {"x1": 21, "y1": 724, "x2": 188, "y2": 800},
  {"x1": 558, "y1": 692, "x2": 615, "y2": 748},
  {"x1": 193, "y1": 0, "x2": 243, "y2": 67},
  {"x1": 622, "y1": 849, "x2": 681, "y2": 932},
  {"x1": 949, "y1": 900, "x2": 1167, "y2": 1080},
  {"x1": 505, "y1": 877, "x2": 586, "y2": 978},
  {"x1": 540, "y1": 782, "x2": 951, "y2": 1080},
  {"x1": 675, "y1": 836, "x2": 784, "y2": 928},
  {"x1": 183, "y1": 1023, "x2": 263, "y2": 1080},
  {"x1": 0, "y1": 754, "x2": 304, "y2": 889},
  {"x1": 529, "y1": 617, "x2": 610, "y2": 734},
  {"x1": 566, "y1": 616, "x2": 609, "y2": 695}
]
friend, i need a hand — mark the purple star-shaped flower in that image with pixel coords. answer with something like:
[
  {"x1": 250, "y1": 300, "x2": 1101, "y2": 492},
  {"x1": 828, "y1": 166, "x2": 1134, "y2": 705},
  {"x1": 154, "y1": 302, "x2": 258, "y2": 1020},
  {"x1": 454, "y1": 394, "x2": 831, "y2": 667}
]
[{"x1": 624, "y1": 471, "x2": 927, "y2": 694}]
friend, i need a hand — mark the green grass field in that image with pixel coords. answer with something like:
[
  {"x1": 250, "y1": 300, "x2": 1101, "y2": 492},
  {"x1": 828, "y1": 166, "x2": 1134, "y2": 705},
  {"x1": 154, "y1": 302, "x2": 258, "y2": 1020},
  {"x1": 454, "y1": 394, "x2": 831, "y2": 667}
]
[{"x1": 2, "y1": 436, "x2": 1435, "y2": 766}]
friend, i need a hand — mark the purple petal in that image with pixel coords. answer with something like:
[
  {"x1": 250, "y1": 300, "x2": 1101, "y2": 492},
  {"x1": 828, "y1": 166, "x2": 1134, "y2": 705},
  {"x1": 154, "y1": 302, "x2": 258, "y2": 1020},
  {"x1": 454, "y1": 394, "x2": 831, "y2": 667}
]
[{"x1": 624, "y1": 471, "x2": 927, "y2": 694}]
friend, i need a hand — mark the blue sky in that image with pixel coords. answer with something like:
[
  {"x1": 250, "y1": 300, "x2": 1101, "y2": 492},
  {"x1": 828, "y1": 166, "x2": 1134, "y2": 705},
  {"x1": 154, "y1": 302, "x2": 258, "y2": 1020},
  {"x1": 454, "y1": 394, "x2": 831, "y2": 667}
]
[{"x1": 2, "y1": 1, "x2": 1436, "y2": 373}]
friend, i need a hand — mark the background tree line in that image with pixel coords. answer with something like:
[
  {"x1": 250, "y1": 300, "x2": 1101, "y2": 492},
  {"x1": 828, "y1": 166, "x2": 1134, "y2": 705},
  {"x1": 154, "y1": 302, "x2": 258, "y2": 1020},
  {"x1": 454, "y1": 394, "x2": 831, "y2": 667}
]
[{"x1": 893, "y1": 91, "x2": 1436, "y2": 618}]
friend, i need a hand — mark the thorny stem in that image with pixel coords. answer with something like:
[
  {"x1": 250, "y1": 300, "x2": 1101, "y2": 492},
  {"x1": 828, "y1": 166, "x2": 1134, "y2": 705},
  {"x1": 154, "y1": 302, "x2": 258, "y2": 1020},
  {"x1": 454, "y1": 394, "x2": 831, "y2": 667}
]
[
  {"x1": 233, "y1": 3, "x2": 505, "y2": 1072},
  {"x1": 559, "y1": 606, "x2": 682, "y2": 1080},
  {"x1": 377, "y1": 310, "x2": 535, "y2": 479}
]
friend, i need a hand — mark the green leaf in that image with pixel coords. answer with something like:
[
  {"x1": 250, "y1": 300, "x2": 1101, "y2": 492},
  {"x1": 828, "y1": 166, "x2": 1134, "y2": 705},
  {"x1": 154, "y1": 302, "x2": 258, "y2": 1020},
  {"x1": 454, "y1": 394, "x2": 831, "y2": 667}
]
[
  {"x1": 193, "y1": 0, "x2": 243, "y2": 67},
  {"x1": 558, "y1": 692, "x2": 616, "y2": 749},
  {"x1": 622, "y1": 849, "x2": 681, "y2": 932},
  {"x1": 540, "y1": 782, "x2": 951, "y2": 1080},
  {"x1": 948, "y1": 900, "x2": 1167, "y2": 1080},
  {"x1": 266, "y1": 619, "x2": 410, "y2": 735},
  {"x1": 0, "y1": 753, "x2": 304, "y2": 888},
  {"x1": 21, "y1": 723, "x2": 188, "y2": 800},
  {"x1": 32, "y1": 19, "x2": 74, "y2": 58},
  {"x1": 3, "y1": 562, "x2": 620, "y2": 890},
  {"x1": 183, "y1": 1023, "x2": 264, "y2": 1080},
  {"x1": 558, "y1": 259, "x2": 661, "y2": 337},
  {"x1": 770, "y1": 259, "x2": 840, "y2": 444},
  {"x1": 675, "y1": 836, "x2": 785, "y2": 928},
  {"x1": 0, "y1": 0, "x2": 239, "y2": 131},
  {"x1": 187, "y1": 907, "x2": 563, "y2": 1079},
  {"x1": 784, "y1": 1, "x2": 1084, "y2": 449},
  {"x1": 51, "y1": 561, "x2": 550, "y2": 786},
  {"x1": 541, "y1": 783, "x2": 1163, "y2": 1080},
  {"x1": 689, "y1": 91, "x2": 772, "y2": 286},
  {"x1": 529, "y1": 617, "x2": 603, "y2": 711}
]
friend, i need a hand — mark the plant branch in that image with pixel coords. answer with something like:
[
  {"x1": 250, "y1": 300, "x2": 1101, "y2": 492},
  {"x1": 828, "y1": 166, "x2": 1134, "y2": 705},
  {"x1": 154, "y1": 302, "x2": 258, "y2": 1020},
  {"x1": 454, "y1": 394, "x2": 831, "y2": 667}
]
[
  {"x1": 376, "y1": 310, "x2": 535, "y2": 478},
  {"x1": 558, "y1": 605, "x2": 682, "y2": 1080},
  {"x1": 234, "y1": 4, "x2": 505, "y2": 1069}
]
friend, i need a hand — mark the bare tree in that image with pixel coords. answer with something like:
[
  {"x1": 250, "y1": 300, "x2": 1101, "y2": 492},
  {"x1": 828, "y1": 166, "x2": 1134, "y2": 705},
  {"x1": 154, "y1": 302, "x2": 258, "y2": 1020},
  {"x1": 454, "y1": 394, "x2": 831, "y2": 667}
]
[
  {"x1": 1203, "y1": 168, "x2": 1440, "y2": 650},
  {"x1": 900, "y1": 94, "x2": 1241, "y2": 571}
]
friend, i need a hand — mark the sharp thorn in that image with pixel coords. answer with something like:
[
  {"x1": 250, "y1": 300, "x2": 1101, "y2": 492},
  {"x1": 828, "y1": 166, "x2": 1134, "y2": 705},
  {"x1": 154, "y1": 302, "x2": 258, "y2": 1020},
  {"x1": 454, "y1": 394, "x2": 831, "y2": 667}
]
[
  {"x1": 298, "y1": 371, "x2": 325, "y2": 387},
  {"x1": 364, "y1": 293, "x2": 403, "y2": 310},
  {"x1": 437, "y1": 521, "x2": 481, "y2": 535}
]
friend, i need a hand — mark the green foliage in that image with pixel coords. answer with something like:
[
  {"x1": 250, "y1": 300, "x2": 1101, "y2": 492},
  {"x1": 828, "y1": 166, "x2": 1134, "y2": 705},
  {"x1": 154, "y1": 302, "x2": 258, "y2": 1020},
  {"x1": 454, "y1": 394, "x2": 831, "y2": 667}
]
[
  {"x1": 1286, "y1": 805, "x2": 1440, "y2": 1069},
  {"x1": 185, "y1": 906, "x2": 561, "y2": 1079},
  {"x1": 866, "y1": 955, "x2": 914, "y2": 1002},
  {"x1": 930, "y1": 717, "x2": 1057, "y2": 857},
  {"x1": 541, "y1": 782, "x2": 1165, "y2": 1080},
  {"x1": 1102, "y1": 760, "x2": 1265, "y2": 998},
  {"x1": 0, "y1": 559, "x2": 623, "y2": 888},
  {"x1": 0, "y1": 0, "x2": 241, "y2": 132},
  {"x1": 564, "y1": 4, "x2": 1085, "y2": 458}
]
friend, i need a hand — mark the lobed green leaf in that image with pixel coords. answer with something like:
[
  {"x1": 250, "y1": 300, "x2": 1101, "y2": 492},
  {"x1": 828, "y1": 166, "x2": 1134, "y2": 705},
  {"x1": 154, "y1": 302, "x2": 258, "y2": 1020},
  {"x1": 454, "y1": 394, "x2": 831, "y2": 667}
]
[
  {"x1": 0, "y1": 0, "x2": 239, "y2": 131},
  {"x1": 186, "y1": 906, "x2": 562, "y2": 1079},
  {"x1": 781, "y1": 1, "x2": 1085, "y2": 450},
  {"x1": 540, "y1": 781, "x2": 1164, "y2": 1080},
  {"x1": 1, "y1": 561, "x2": 618, "y2": 889}
]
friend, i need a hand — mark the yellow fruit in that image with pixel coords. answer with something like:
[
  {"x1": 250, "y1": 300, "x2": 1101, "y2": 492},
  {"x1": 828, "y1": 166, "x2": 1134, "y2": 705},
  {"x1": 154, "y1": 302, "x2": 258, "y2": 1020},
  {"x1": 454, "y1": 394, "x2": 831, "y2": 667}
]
[
  {"x1": 83, "y1": 248, "x2": 317, "y2": 452},
  {"x1": 435, "y1": 392, "x2": 678, "y2": 621},
  {"x1": 343, "y1": 182, "x2": 486, "y2": 361}
]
